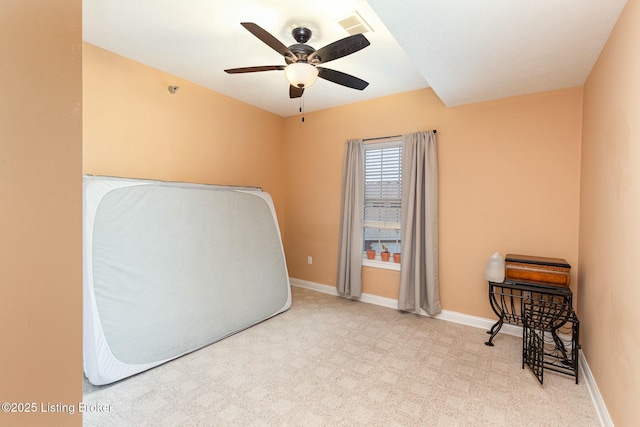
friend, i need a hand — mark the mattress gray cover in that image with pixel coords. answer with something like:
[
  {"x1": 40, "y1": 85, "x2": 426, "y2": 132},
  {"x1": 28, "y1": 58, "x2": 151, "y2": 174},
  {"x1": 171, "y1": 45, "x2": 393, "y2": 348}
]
[{"x1": 83, "y1": 176, "x2": 291, "y2": 385}]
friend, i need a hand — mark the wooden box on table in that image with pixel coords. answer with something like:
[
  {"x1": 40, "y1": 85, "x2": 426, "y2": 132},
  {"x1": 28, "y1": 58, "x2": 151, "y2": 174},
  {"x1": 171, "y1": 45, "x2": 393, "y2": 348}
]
[{"x1": 505, "y1": 254, "x2": 571, "y2": 287}]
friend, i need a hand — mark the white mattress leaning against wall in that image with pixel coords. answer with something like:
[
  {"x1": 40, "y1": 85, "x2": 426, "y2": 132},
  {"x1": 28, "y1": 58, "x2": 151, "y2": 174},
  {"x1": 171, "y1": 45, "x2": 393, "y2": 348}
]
[{"x1": 83, "y1": 175, "x2": 291, "y2": 385}]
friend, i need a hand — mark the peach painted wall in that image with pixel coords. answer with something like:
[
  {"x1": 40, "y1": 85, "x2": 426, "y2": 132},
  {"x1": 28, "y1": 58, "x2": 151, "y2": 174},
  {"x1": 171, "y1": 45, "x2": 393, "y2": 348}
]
[
  {"x1": 580, "y1": 0, "x2": 640, "y2": 424},
  {"x1": 0, "y1": 1, "x2": 83, "y2": 426},
  {"x1": 284, "y1": 87, "x2": 583, "y2": 318},
  {"x1": 83, "y1": 43, "x2": 287, "y2": 232}
]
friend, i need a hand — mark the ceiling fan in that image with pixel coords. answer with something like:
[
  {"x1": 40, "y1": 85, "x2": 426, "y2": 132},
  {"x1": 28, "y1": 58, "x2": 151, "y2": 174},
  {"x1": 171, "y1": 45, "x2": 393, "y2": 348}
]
[{"x1": 225, "y1": 22, "x2": 370, "y2": 99}]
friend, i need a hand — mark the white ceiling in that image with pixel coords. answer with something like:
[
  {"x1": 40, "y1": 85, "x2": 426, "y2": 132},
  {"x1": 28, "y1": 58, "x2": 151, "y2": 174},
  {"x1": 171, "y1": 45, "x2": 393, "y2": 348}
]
[{"x1": 83, "y1": 0, "x2": 627, "y2": 117}]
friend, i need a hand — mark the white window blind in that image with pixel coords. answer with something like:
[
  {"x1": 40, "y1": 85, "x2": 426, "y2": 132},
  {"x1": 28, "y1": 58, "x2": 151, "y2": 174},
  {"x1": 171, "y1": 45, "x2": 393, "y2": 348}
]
[{"x1": 363, "y1": 140, "x2": 402, "y2": 253}]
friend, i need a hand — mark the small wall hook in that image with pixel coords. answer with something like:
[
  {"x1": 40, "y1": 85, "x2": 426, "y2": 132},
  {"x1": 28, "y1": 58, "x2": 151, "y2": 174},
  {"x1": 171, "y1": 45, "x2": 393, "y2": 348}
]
[{"x1": 168, "y1": 86, "x2": 179, "y2": 94}]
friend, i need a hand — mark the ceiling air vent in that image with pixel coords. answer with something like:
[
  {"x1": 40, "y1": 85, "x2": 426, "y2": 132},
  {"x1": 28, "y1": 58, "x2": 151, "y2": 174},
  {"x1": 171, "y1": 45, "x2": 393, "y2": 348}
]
[{"x1": 338, "y1": 11, "x2": 373, "y2": 35}]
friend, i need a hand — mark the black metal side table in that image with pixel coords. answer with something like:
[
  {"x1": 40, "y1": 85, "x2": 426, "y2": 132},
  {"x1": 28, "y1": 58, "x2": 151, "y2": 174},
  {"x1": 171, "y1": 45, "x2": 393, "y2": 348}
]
[
  {"x1": 486, "y1": 280, "x2": 579, "y2": 384},
  {"x1": 486, "y1": 279, "x2": 573, "y2": 346},
  {"x1": 522, "y1": 297, "x2": 580, "y2": 384}
]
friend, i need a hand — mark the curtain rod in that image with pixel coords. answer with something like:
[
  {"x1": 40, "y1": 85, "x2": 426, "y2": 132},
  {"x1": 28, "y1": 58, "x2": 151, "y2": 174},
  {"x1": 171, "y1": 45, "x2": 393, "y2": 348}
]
[{"x1": 363, "y1": 130, "x2": 437, "y2": 142}]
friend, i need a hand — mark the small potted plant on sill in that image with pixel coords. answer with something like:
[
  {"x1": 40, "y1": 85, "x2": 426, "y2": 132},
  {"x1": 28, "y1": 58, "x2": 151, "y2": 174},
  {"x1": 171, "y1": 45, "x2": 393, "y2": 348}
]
[
  {"x1": 380, "y1": 245, "x2": 390, "y2": 262},
  {"x1": 366, "y1": 243, "x2": 376, "y2": 260},
  {"x1": 393, "y1": 253, "x2": 401, "y2": 263}
]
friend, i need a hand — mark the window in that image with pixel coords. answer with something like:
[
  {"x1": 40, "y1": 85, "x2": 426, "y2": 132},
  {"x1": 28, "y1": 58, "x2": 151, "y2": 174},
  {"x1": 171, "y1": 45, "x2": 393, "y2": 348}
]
[{"x1": 363, "y1": 139, "x2": 402, "y2": 256}]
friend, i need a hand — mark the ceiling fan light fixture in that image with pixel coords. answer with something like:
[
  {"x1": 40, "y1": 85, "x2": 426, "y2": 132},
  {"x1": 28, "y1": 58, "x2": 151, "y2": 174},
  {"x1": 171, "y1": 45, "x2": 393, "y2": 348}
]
[{"x1": 284, "y1": 62, "x2": 319, "y2": 88}]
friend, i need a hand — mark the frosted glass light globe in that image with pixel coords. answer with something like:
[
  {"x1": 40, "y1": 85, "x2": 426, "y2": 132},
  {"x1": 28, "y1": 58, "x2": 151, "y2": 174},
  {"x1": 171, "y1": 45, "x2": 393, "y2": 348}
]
[{"x1": 284, "y1": 63, "x2": 319, "y2": 88}]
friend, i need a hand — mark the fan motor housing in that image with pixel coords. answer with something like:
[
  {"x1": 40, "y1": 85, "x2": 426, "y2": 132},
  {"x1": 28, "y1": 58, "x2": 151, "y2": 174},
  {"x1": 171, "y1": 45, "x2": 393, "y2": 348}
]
[{"x1": 286, "y1": 43, "x2": 316, "y2": 64}]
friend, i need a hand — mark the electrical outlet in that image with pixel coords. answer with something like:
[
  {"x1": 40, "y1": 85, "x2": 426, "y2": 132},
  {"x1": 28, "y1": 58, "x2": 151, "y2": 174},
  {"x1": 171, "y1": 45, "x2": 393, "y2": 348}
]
[{"x1": 307, "y1": 256, "x2": 312, "y2": 265}]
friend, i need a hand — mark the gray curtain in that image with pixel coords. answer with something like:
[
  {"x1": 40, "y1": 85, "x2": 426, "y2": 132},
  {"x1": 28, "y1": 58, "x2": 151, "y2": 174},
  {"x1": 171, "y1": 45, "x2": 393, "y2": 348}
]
[
  {"x1": 336, "y1": 139, "x2": 364, "y2": 298},
  {"x1": 398, "y1": 131, "x2": 441, "y2": 315}
]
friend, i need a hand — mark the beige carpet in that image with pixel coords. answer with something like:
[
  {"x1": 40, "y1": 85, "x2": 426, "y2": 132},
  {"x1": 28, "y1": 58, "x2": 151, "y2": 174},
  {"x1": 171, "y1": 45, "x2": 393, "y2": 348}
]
[{"x1": 83, "y1": 286, "x2": 599, "y2": 426}]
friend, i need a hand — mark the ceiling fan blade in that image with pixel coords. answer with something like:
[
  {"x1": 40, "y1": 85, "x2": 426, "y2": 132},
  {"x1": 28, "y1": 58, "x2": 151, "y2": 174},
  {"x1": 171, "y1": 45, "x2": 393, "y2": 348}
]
[
  {"x1": 308, "y1": 34, "x2": 370, "y2": 64},
  {"x1": 317, "y1": 67, "x2": 369, "y2": 90},
  {"x1": 241, "y1": 22, "x2": 298, "y2": 61},
  {"x1": 289, "y1": 86, "x2": 304, "y2": 99},
  {"x1": 225, "y1": 65, "x2": 285, "y2": 74}
]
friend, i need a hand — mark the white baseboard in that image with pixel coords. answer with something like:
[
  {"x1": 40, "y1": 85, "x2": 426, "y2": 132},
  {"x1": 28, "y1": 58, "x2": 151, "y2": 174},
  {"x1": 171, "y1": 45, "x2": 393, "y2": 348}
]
[
  {"x1": 290, "y1": 278, "x2": 340, "y2": 296},
  {"x1": 289, "y1": 277, "x2": 612, "y2": 426},
  {"x1": 436, "y1": 307, "x2": 523, "y2": 338},
  {"x1": 289, "y1": 278, "x2": 522, "y2": 337},
  {"x1": 579, "y1": 351, "x2": 614, "y2": 426}
]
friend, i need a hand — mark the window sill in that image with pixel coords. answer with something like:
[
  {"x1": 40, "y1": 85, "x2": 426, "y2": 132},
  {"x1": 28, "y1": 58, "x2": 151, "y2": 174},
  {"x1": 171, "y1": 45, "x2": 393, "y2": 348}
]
[{"x1": 362, "y1": 257, "x2": 401, "y2": 271}]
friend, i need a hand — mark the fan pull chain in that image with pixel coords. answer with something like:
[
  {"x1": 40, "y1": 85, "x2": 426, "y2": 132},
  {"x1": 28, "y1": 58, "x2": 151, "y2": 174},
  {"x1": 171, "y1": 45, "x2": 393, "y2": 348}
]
[{"x1": 300, "y1": 93, "x2": 305, "y2": 123}]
